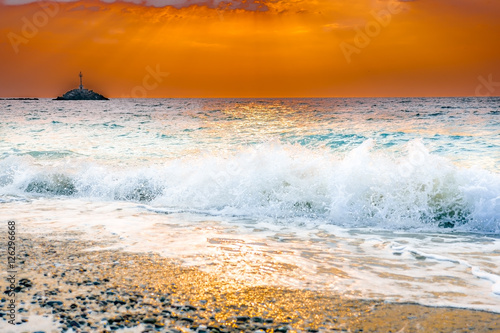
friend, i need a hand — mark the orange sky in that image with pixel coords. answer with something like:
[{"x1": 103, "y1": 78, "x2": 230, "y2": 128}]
[{"x1": 0, "y1": 0, "x2": 499, "y2": 98}]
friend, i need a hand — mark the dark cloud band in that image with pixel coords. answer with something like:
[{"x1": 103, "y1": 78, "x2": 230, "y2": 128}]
[{"x1": 1, "y1": 0, "x2": 271, "y2": 11}]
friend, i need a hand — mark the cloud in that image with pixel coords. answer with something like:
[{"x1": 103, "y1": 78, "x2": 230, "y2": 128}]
[
  {"x1": 93, "y1": 37, "x2": 119, "y2": 43},
  {"x1": 69, "y1": 4, "x2": 104, "y2": 12},
  {"x1": 2, "y1": 0, "x2": 74, "y2": 4},
  {"x1": 322, "y1": 18, "x2": 367, "y2": 32},
  {"x1": 1, "y1": 0, "x2": 271, "y2": 11}
]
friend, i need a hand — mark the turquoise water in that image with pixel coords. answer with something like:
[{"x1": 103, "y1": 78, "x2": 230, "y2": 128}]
[{"x1": 1, "y1": 97, "x2": 499, "y2": 311}]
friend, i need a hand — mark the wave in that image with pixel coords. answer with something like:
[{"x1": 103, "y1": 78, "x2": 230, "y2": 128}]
[{"x1": 1, "y1": 140, "x2": 499, "y2": 232}]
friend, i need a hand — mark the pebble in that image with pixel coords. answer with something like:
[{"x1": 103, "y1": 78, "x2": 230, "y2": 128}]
[
  {"x1": 3, "y1": 236, "x2": 497, "y2": 333},
  {"x1": 46, "y1": 301, "x2": 64, "y2": 307}
]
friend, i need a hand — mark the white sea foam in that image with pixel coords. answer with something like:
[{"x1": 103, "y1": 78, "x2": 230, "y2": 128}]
[
  {"x1": 0, "y1": 314, "x2": 62, "y2": 332},
  {"x1": 404, "y1": 247, "x2": 500, "y2": 295},
  {"x1": 1, "y1": 140, "x2": 499, "y2": 232},
  {"x1": 2, "y1": 197, "x2": 499, "y2": 313}
]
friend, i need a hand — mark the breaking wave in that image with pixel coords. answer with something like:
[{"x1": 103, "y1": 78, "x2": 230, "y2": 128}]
[{"x1": 1, "y1": 140, "x2": 499, "y2": 232}]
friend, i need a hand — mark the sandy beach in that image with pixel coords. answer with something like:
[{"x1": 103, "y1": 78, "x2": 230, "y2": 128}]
[{"x1": 1, "y1": 231, "x2": 499, "y2": 333}]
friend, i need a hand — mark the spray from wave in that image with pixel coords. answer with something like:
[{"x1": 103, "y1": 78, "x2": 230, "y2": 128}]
[{"x1": 1, "y1": 139, "x2": 499, "y2": 232}]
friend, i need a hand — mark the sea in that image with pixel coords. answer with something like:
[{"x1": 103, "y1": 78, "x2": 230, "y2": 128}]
[{"x1": 1, "y1": 97, "x2": 499, "y2": 312}]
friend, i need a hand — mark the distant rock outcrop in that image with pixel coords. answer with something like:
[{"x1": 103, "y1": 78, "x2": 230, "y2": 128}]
[
  {"x1": 0, "y1": 98, "x2": 39, "y2": 100},
  {"x1": 54, "y1": 72, "x2": 109, "y2": 100},
  {"x1": 54, "y1": 88, "x2": 108, "y2": 100}
]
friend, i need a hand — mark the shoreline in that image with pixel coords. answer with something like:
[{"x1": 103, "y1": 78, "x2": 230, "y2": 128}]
[{"x1": 1, "y1": 232, "x2": 500, "y2": 332}]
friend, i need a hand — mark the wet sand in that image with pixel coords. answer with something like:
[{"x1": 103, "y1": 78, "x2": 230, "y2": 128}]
[{"x1": 1, "y1": 231, "x2": 499, "y2": 332}]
